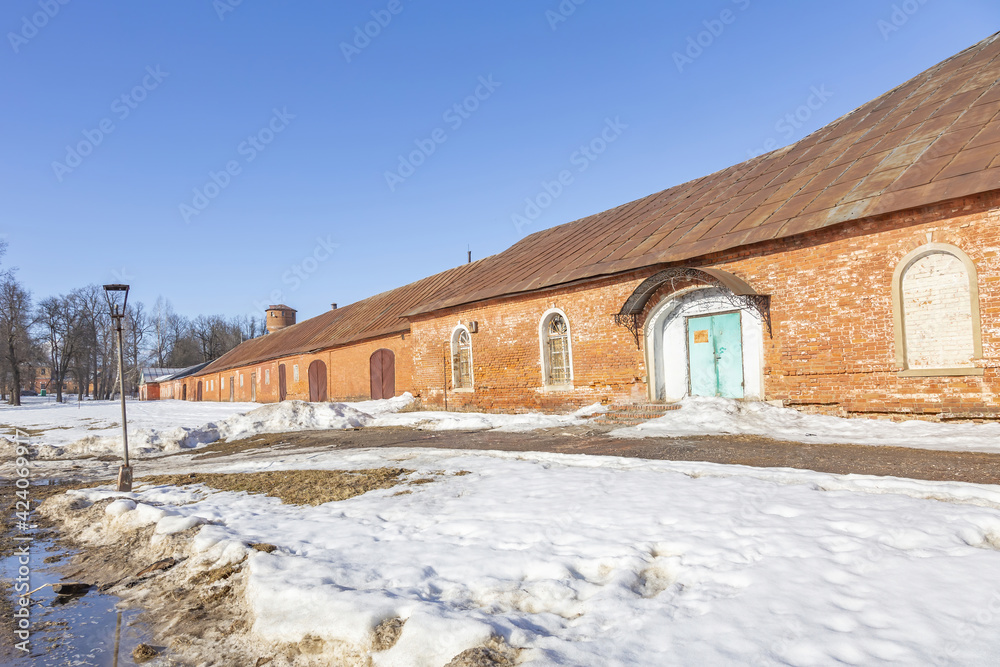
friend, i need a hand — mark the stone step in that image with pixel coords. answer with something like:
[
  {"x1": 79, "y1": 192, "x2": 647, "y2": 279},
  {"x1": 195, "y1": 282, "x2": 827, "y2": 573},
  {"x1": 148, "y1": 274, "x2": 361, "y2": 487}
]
[{"x1": 594, "y1": 402, "x2": 681, "y2": 425}]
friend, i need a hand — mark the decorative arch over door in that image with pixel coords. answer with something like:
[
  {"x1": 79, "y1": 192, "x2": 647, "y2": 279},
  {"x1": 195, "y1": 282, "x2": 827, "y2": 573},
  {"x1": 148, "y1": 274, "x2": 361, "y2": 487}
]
[
  {"x1": 370, "y1": 349, "x2": 396, "y2": 400},
  {"x1": 615, "y1": 267, "x2": 770, "y2": 347},
  {"x1": 308, "y1": 360, "x2": 328, "y2": 402}
]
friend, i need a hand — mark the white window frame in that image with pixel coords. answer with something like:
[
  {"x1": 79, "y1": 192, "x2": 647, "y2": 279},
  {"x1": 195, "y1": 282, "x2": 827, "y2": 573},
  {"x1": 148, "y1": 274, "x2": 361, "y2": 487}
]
[
  {"x1": 539, "y1": 308, "x2": 574, "y2": 389},
  {"x1": 293, "y1": 364, "x2": 299, "y2": 382},
  {"x1": 450, "y1": 324, "x2": 474, "y2": 391},
  {"x1": 265, "y1": 369, "x2": 270, "y2": 385}
]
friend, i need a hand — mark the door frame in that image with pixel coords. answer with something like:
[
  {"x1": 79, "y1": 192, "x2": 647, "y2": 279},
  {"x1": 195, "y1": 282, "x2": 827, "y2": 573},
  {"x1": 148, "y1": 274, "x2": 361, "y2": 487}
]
[
  {"x1": 644, "y1": 287, "x2": 764, "y2": 402},
  {"x1": 684, "y1": 309, "x2": 744, "y2": 398}
]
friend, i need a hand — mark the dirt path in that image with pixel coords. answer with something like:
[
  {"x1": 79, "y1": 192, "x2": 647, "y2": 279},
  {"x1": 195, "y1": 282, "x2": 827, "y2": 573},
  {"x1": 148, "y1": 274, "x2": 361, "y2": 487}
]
[{"x1": 187, "y1": 426, "x2": 1000, "y2": 485}]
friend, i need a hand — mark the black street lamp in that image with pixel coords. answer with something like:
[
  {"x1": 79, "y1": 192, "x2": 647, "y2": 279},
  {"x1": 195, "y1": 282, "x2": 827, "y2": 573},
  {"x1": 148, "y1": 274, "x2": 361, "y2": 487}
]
[{"x1": 103, "y1": 284, "x2": 132, "y2": 492}]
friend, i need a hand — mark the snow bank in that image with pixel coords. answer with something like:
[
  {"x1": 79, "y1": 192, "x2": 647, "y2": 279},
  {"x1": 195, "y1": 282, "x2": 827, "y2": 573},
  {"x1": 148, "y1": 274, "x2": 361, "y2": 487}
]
[
  {"x1": 218, "y1": 400, "x2": 371, "y2": 441},
  {"x1": 370, "y1": 402, "x2": 605, "y2": 432},
  {"x1": 65, "y1": 447, "x2": 1000, "y2": 665},
  {"x1": 19, "y1": 394, "x2": 603, "y2": 460},
  {"x1": 25, "y1": 398, "x2": 388, "y2": 460},
  {"x1": 612, "y1": 396, "x2": 1000, "y2": 453}
]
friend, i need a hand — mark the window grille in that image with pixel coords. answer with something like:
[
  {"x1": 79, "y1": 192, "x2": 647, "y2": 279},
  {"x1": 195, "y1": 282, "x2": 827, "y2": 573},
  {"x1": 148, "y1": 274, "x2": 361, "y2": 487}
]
[
  {"x1": 545, "y1": 314, "x2": 571, "y2": 385},
  {"x1": 453, "y1": 329, "x2": 473, "y2": 389}
]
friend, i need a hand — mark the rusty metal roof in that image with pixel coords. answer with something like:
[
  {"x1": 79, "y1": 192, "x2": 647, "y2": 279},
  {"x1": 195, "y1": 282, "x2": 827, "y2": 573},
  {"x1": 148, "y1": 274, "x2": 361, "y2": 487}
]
[
  {"x1": 198, "y1": 33, "x2": 1000, "y2": 376},
  {"x1": 198, "y1": 261, "x2": 483, "y2": 375},
  {"x1": 409, "y1": 31, "x2": 1000, "y2": 316}
]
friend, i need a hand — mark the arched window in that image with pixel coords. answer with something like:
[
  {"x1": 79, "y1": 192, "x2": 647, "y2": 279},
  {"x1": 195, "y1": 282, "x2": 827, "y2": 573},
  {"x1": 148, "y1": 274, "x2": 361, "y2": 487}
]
[
  {"x1": 451, "y1": 326, "x2": 473, "y2": 389},
  {"x1": 893, "y1": 244, "x2": 983, "y2": 376},
  {"x1": 540, "y1": 310, "x2": 573, "y2": 386}
]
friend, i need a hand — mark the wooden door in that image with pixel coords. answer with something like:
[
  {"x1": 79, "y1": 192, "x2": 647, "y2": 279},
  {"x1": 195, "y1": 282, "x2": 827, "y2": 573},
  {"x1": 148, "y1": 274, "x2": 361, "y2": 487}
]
[
  {"x1": 308, "y1": 360, "x2": 328, "y2": 402},
  {"x1": 182, "y1": 384, "x2": 187, "y2": 401},
  {"x1": 196, "y1": 381, "x2": 203, "y2": 402},
  {"x1": 278, "y1": 364, "x2": 287, "y2": 401},
  {"x1": 229, "y1": 377, "x2": 234, "y2": 402},
  {"x1": 369, "y1": 349, "x2": 396, "y2": 400}
]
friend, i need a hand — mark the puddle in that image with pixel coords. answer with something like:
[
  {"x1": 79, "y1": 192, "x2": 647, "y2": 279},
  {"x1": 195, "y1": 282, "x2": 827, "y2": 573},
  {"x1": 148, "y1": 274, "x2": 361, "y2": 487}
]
[{"x1": 1, "y1": 536, "x2": 154, "y2": 665}]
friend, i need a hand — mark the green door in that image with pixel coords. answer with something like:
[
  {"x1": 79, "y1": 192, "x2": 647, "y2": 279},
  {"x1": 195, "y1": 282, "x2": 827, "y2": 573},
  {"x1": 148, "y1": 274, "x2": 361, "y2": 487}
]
[{"x1": 687, "y1": 312, "x2": 744, "y2": 398}]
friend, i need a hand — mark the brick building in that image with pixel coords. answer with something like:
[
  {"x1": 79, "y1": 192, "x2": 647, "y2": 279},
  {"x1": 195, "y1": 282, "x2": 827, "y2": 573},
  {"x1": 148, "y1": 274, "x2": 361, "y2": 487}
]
[{"x1": 154, "y1": 34, "x2": 1000, "y2": 420}]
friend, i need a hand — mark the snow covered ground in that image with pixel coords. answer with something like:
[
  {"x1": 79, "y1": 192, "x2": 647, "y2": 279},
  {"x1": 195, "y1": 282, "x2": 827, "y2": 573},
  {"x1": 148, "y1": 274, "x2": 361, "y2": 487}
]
[
  {"x1": 5, "y1": 394, "x2": 1000, "y2": 461},
  {"x1": 66, "y1": 446, "x2": 1000, "y2": 666},
  {"x1": 0, "y1": 396, "x2": 603, "y2": 460},
  {"x1": 613, "y1": 396, "x2": 1000, "y2": 453}
]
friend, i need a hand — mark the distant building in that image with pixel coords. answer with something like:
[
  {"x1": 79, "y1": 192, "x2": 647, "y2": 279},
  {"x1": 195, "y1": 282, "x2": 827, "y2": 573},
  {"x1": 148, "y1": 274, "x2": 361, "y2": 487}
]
[
  {"x1": 138, "y1": 368, "x2": 185, "y2": 401},
  {"x1": 27, "y1": 363, "x2": 81, "y2": 395}
]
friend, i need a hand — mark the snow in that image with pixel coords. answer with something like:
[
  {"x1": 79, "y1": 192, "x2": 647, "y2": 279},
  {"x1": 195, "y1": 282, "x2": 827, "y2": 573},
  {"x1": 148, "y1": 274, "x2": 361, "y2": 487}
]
[
  {"x1": 612, "y1": 396, "x2": 1000, "y2": 453},
  {"x1": 68, "y1": 446, "x2": 1000, "y2": 666},
  {"x1": 368, "y1": 402, "x2": 604, "y2": 433},
  {"x1": 1, "y1": 394, "x2": 604, "y2": 460},
  {"x1": 8, "y1": 392, "x2": 1000, "y2": 463}
]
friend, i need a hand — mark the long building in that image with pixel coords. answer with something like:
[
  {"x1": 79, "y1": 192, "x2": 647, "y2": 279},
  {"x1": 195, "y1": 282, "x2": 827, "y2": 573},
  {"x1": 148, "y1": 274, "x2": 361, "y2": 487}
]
[{"x1": 151, "y1": 33, "x2": 1000, "y2": 421}]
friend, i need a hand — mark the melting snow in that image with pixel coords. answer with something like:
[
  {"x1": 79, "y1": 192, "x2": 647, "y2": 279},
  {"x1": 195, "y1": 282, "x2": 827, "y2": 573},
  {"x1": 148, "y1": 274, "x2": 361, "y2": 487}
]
[{"x1": 67, "y1": 447, "x2": 1000, "y2": 666}]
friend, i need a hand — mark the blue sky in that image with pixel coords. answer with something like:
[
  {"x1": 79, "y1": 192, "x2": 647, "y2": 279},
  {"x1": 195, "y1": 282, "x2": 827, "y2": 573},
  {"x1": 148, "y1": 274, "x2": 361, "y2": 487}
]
[{"x1": 2, "y1": 1, "x2": 998, "y2": 320}]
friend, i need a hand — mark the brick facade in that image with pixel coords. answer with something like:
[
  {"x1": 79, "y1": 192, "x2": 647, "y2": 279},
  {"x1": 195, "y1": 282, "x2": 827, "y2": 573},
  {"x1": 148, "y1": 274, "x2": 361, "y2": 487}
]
[
  {"x1": 156, "y1": 192, "x2": 998, "y2": 422},
  {"x1": 172, "y1": 334, "x2": 412, "y2": 405},
  {"x1": 410, "y1": 193, "x2": 999, "y2": 419}
]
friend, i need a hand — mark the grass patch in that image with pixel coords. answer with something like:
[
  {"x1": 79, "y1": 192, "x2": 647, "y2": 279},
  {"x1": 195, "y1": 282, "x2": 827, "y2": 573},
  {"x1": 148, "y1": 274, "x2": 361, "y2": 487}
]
[
  {"x1": 0, "y1": 425, "x2": 71, "y2": 437},
  {"x1": 136, "y1": 468, "x2": 414, "y2": 506}
]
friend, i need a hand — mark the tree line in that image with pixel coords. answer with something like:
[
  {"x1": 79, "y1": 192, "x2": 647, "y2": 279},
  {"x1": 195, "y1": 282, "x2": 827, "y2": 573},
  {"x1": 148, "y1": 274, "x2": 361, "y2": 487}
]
[{"x1": 0, "y1": 244, "x2": 263, "y2": 406}]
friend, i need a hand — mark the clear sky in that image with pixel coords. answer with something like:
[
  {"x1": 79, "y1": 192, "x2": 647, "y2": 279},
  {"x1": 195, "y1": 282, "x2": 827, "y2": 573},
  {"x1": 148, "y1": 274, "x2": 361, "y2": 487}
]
[{"x1": 2, "y1": 1, "x2": 998, "y2": 321}]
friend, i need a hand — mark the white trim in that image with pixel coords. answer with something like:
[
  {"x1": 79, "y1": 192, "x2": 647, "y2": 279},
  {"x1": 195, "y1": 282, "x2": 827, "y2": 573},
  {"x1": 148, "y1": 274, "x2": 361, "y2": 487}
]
[
  {"x1": 643, "y1": 286, "x2": 764, "y2": 402},
  {"x1": 892, "y1": 243, "x2": 982, "y2": 371},
  {"x1": 538, "y1": 307, "x2": 574, "y2": 388},
  {"x1": 450, "y1": 323, "x2": 474, "y2": 390}
]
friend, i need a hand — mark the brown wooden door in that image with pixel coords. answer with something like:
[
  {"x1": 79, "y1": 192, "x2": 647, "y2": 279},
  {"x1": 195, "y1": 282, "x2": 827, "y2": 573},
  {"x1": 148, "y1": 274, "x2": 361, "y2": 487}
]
[
  {"x1": 369, "y1": 349, "x2": 396, "y2": 400},
  {"x1": 182, "y1": 384, "x2": 187, "y2": 401},
  {"x1": 308, "y1": 360, "x2": 328, "y2": 402},
  {"x1": 196, "y1": 381, "x2": 203, "y2": 402},
  {"x1": 278, "y1": 364, "x2": 287, "y2": 401}
]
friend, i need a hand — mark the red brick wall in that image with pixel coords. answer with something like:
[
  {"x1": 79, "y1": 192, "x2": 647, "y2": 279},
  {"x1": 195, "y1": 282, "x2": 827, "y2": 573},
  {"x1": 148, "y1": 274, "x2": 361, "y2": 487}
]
[
  {"x1": 165, "y1": 192, "x2": 999, "y2": 420},
  {"x1": 410, "y1": 193, "x2": 1000, "y2": 419},
  {"x1": 179, "y1": 334, "x2": 412, "y2": 405}
]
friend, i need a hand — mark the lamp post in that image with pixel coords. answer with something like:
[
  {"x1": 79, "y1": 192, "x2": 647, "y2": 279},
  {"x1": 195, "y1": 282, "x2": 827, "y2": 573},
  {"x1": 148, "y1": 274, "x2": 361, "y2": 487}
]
[{"x1": 103, "y1": 284, "x2": 132, "y2": 492}]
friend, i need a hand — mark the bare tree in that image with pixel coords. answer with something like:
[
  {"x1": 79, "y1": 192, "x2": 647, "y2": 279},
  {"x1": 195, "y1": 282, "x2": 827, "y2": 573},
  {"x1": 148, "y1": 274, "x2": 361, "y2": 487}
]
[
  {"x1": 36, "y1": 294, "x2": 84, "y2": 402},
  {"x1": 125, "y1": 300, "x2": 151, "y2": 396},
  {"x1": 0, "y1": 271, "x2": 34, "y2": 405}
]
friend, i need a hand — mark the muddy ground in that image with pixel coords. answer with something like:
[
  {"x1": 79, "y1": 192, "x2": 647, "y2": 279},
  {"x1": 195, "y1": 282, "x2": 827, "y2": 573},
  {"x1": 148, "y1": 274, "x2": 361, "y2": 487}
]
[{"x1": 185, "y1": 425, "x2": 1000, "y2": 485}]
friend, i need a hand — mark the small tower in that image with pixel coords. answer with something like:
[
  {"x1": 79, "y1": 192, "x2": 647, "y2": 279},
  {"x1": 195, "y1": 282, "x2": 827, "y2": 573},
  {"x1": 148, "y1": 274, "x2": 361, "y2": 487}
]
[{"x1": 266, "y1": 305, "x2": 296, "y2": 333}]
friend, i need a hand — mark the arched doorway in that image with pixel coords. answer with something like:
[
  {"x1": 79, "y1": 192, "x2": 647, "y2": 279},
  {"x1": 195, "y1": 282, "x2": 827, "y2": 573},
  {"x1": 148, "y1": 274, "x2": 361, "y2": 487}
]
[
  {"x1": 196, "y1": 381, "x2": 203, "y2": 402},
  {"x1": 614, "y1": 267, "x2": 769, "y2": 403},
  {"x1": 369, "y1": 349, "x2": 395, "y2": 400},
  {"x1": 645, "y1": 287, "x2": 763, "y2": 402},
  {"x1": 182, "y1": 384, "x2": 187, "y2": 401},
  {"x1": 278, "y1": 364, "x2": 287, "y2": 401},
  {"x1": 308, "y1": 360, "x2": 328, "y2": 402}
]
